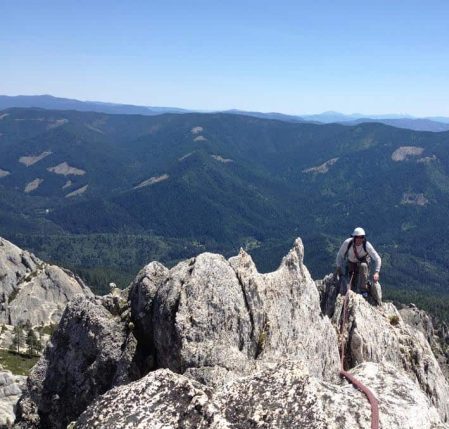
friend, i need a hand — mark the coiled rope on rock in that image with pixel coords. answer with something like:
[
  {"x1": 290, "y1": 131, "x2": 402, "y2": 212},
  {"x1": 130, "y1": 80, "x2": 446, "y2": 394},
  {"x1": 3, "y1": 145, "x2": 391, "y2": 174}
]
[{"x1": 339, "y1": 273, "x2": 380, "y2": 429}]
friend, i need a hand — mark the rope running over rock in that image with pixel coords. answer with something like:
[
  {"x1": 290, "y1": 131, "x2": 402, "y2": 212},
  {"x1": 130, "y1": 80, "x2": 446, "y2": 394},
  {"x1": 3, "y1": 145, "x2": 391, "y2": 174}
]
[{"x1": 339, "y1": 272, "x2": 380, "y2": 429}]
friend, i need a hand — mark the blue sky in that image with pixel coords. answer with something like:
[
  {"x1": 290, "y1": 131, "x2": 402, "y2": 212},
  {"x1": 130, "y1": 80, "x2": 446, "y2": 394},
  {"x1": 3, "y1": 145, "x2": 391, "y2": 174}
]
[{"x1": 1, "y1": 0, "x2": 448, "y2": 116}]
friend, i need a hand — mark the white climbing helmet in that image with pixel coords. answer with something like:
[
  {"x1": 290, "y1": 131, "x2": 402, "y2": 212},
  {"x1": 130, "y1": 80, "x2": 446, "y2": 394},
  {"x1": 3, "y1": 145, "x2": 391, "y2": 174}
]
[{"x1": 351, "y1": 227, "x2": 366, "y2": 237}]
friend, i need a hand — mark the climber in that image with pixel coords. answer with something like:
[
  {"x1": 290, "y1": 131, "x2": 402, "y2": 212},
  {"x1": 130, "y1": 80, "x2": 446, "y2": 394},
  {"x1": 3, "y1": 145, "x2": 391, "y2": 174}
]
[{"x1": 335, "y1": 227, "x2": 382, "y2": 304}]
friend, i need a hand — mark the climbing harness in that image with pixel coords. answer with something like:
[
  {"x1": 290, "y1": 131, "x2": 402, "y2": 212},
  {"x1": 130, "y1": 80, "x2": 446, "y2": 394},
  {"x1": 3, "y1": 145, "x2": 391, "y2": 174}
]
[
  {"x1": 344, "y1": 237, "x2": 368, "y2": 261},
  {"x1": 339, "y1": 272, "x2": 380, "y2": 429}
]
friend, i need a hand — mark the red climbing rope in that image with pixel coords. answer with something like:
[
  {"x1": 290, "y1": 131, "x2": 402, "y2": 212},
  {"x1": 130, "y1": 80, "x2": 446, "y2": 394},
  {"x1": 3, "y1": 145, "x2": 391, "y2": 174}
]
[{"x1": 339, "y1": 273, "x2": 380, "y2": 429}]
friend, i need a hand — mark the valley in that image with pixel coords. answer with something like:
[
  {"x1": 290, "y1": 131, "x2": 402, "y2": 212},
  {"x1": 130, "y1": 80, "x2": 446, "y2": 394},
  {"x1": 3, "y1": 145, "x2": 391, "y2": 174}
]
[{"x1": 1, "y1": 107, "x2": 449, "y2": 319}]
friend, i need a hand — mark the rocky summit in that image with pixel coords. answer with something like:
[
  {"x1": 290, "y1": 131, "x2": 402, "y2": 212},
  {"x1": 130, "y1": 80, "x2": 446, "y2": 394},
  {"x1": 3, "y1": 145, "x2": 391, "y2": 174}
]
[{"x1": 9, "y1": 238, "x2": 449, "y2": 428}]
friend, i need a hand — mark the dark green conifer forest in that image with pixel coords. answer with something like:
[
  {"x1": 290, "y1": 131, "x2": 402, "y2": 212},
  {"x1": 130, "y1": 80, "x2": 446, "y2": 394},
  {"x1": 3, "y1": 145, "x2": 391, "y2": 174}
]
[{"x1": 2, "y1": 108, "x2": 449, "y2": 320}]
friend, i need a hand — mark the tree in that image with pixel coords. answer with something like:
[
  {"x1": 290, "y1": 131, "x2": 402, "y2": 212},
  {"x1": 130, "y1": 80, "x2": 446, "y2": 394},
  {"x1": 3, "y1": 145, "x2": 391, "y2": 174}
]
[
  {"x1": 11, "y1": 324, "x2": 25, "y2": 354},
  {"x1": 26, "y1": 328, "x2": 42, "y2": 357}
]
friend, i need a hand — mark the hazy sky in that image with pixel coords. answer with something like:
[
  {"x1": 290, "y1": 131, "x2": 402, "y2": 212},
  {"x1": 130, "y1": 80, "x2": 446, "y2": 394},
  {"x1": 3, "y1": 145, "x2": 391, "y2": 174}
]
[{"x1": 1, "y1": 0, "x2": 448, "y2": 116}]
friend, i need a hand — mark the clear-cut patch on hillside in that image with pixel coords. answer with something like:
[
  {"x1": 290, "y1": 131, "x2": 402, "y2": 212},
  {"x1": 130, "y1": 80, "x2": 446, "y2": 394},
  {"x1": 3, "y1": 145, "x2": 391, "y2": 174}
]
[
  {"x1": 178, "y1": 152, "x2": 194, "y2": 161},
  {"x1": 19, "y1": 150, "x2": 53, "y2": 166},
  {"x1": 193, "y1": 135, "x2": 207, "y2": 142},
  {"x1": 302, "y1": 157, "x2": 338, "y2": 174},
  {"x1": 0, "y1": 113, "x2": 9, "y2": 120},
  {"x1": 401, "y1": 192, "x2": 429, "y2": 206},
  {"x1": 47, "y1": 118, "x2": 69, "y2": 129},
  {"x1": 211, "y1": 155, "x2": 234, "y2": 163},
  {"x1": 191, "y1": 126, "x2": 203, "y2": 134},
  {"x1": 391, "y1": 146, "x2": 424, "y2": 161},
  {"x1": 417, "y1": 155, "x2": 437, "y2": 164},
  {"x1": 47, "y1": 162, "x2": 86, "y2": 176},
  {"x1": 62, "y1": 180, "x2": 72, "y2": 189},
  {"x1": 134, "y1": 174, "x2": 169, "y2": 189},
  {"x1": 85, "y1": 124, "x2": 105, "y2": 134},
  {"x1": 85, "y1": 117, "x2": 108, "y2": 135},
  {"x1": 14, "y1": 118, "x2": 45, "y2": 122},
  {"x1": 65, "y1": 185, "x2": 88, "y2": 198},
  {"x1": 0, "y1": 169, "x2": 10, "y2": 178},
  {"x1": 24, "y1": 178, "x2": 43, "y2": 193}
]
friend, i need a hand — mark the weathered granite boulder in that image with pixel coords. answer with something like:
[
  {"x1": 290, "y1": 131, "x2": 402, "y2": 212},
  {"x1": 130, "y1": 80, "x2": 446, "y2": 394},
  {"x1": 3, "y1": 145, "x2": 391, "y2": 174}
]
[
  {"x1": 0, "y1": 237, "x2": 93, "y2": 327},
  {"x1": 0, "y1": 370, "x2": 26, "y2": 428},
  {"x1": 14, "y1": 295, "x2": 137, "y2": 429},
  {"x1": 74, "y1": 361, "x2": 446, "y2": 429}
]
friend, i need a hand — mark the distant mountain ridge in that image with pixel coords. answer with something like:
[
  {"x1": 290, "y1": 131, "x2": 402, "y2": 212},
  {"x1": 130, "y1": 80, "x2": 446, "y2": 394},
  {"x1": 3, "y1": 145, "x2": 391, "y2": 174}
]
[
  {"x1": 0, "y1": 94, "x2": 189, "y2": 116},
  {"x1": 2, "y1": 94, "x2": 449, "y2": 132},
  {"x1": 340, "y1": 117, "x2": 449, "y2": 132}
]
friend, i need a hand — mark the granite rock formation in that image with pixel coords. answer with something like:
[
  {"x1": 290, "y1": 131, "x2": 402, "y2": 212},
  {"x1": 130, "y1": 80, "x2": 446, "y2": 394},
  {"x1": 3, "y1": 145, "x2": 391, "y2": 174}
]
[
  {"x1": 0, "y1": 237, "x2": 93, "y2": 327},
  {"x1": 134, "y1": 240, "x2": 340, "y2": 387},
  {"x1": 14, "y1": 294, "x2": 137, "y2": 429},
  {"x1": 319, "y1": 273, "x2": 449, "y2": 421},
  {"x1": 0, "y1": 370, "x2": 26, "y2": 428},
  {"x1": 399, "y1": 304, "x2": 449, "y2": 381},
  {"x1": 12, "y1": 238, "x2": 449, "y2": 428}
]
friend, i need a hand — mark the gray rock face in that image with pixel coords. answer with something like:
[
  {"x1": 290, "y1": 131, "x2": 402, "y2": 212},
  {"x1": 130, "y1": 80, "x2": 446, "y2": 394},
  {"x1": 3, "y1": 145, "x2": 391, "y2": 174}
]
[
  {"x1": 15, "y1": 295, "x2": 137, "y2": 429},
  {"x1": 0, "y1": 370, "x2": 26, "y2": 428},
  {"x1": 0, "y1": 238, "x2": 39, "y2": 302},
  {"x1": 332, "y1": 292, "x2": 449, "y2": 421},
  {"x1": 400, "y1": 304, "x2": 434, "y2": 344},
  {"x1": 316, "y1": 273, "x2": 341, "y2": 318},
  {"x1": 152, "y1": 252, "x2": 256, "y2": 382},
  {"x1": 318, "y1": 272, "x2": 449, "y2": 420},
  {"x1": 128, "y1": 261, "x2": 170, "y2": 375},
  {"x1": 400, "y1": 304, "x2": 449, "y2": 381},
  {"x1": 8, "y1": 265, "x2": 93, "y2": 327},
  {"x1": 0, "y1": 237, "x2": 93, "y2": 327},
  {"x1": 131, "y1": 239, "x2": 340, "y2": 386},
  {"x1": 75, "y1": 361, "x2": 446, "y2": 429},
  {"x1": 227, "y1": 241, "x2": 339, "y2": 380}
]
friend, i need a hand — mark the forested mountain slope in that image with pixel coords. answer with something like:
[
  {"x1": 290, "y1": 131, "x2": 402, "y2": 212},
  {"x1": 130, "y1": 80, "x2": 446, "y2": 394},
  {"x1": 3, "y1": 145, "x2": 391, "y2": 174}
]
[{"x1": 1, "y1": 108, "x2": 449, "y2": 317}]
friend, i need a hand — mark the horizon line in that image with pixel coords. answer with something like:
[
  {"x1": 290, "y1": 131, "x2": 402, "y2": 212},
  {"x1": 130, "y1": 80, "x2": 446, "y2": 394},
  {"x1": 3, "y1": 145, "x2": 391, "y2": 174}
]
[{"x1": 0, "y1": 93, "x2": 448, "y2": 120}]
